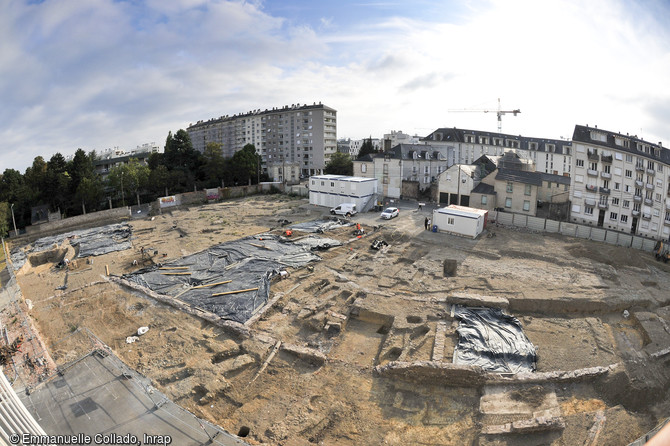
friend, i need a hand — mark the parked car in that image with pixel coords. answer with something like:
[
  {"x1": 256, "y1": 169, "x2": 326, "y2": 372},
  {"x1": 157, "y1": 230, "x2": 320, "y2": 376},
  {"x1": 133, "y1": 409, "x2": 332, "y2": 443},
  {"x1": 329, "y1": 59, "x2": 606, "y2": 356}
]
[
  {"x1": 330, "y1": 203, "x2": 357, "y2": 217},
  {"x1": 380, "y1": 207, "x2": 399, "y2": 219}
]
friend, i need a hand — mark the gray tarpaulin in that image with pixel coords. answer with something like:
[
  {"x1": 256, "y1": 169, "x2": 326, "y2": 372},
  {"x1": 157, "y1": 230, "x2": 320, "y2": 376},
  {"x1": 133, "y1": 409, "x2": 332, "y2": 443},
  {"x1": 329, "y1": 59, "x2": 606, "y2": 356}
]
[
  {"x1": 125, "y1": 234, "x2": 328, "y2": 324},
  {"x1": 10, "y1": 223, "x2": 132, "y2": 270},
  {"x1": 453, "y1": 305, "x2": 537, "y2": 374},
  {"x1": 289, "y1": 218, "x2": 354, "y2": 233}
]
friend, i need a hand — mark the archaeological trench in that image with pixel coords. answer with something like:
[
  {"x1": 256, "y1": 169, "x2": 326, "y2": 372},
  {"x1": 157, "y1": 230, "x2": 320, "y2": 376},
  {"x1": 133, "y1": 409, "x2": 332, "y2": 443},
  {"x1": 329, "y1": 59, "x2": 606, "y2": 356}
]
[{"x1": 2, "y1": 195, "x2": 670, "y2": 445}]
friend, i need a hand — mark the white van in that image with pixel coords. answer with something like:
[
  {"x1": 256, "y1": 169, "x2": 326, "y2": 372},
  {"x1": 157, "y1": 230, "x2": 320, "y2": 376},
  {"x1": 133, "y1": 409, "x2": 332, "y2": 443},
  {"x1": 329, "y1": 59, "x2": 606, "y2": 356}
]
[{"x1": 330, "y1": 203, "x2": 357, "y2": 217}]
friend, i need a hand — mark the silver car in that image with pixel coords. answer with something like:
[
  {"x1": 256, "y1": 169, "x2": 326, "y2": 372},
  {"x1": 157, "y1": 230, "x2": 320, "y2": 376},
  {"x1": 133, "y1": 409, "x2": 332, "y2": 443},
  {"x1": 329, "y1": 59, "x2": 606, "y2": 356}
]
[{"x1": 380, "y1": 207, "x2": 399, "y2": 219}]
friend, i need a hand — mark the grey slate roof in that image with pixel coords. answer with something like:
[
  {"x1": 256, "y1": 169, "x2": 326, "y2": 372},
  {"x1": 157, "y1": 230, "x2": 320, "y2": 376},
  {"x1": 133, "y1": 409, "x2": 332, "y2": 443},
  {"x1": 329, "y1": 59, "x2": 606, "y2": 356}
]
[
  {"x1": 421, "y1": 127, "x2": 571, "y2": 153},
  {"x1": 572, "y1": 125, "x2": 670, "y2": 165},
  {"x1": 472, "y1": 182, "x2": 496, "y2": 195},
  {"x1": 495, "y1": 168, "x2": 543, "y2": 186}
]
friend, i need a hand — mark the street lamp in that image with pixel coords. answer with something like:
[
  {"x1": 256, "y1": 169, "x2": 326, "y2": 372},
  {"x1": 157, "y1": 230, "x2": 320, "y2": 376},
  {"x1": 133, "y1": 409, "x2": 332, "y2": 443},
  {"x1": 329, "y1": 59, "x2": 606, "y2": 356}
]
[
  {"x1": 10, "y1": 203, "x2": 17, "y2": 237},
  {"x1": 120, "y1": 171, "x2": 125, "y2": 207}
]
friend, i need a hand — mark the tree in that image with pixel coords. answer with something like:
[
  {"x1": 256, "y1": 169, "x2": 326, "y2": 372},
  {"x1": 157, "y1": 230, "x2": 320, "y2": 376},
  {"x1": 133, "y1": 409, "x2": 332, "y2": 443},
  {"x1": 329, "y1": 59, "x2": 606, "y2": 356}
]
[
  {"x1": 75, "y1": 177, "x2": 104, "y2": 214},
  {"x1": 45, "y1": 153, "x2": 71, "y2": 212},
  {"x1": 148, "y1": 165, "x2": 170, "y2": 197},
  {"x1": 107, "y1": 159, "x2": 150, "y2": 207},
  {"x1": 0, "y1": 202, "x2": 10, "y2": 237},
  {"x1": 357, "y1": 137, "x2": 377, "y2": 159},
  {"x1": 164, "y1": 129, "x2": 202, "y2": 191},
  {"x1": 202, "y1": 142, "x2": 226, "y2": 187},
  {"x1": 229, "y1": 144, "x2": 261, "y2": 185},
  {"x1": 324, "y1": 152, "x2": 353, "y2": 176}
]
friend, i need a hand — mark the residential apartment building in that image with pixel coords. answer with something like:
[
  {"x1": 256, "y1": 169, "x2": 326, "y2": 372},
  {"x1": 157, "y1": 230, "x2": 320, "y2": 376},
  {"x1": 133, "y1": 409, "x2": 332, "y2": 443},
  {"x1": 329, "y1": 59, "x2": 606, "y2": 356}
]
[
  {"x1": 469, "y1": 152, "x2": 570, "y2": 216},
  {"x1": 381, "y1": 130, "x2": 421, "y2": 151},
  {"x1": 569, "y1": 125, "x2": 670, "y2": 239},
  {"x1": 348, "y1": 138, "x2": 381, "y2": 159},
  {"x1": 92, "y1": 143, "x2": 162, "y2": 177},
  {"x1": 422, "y1": 128, "x2": 572, "y2": 176},
  {"x1": 187, "y1": 103, "x2": 337, "y2": 179},
  {"x1": 352, "y1": 144, "x2": 450, "y2": 199}
]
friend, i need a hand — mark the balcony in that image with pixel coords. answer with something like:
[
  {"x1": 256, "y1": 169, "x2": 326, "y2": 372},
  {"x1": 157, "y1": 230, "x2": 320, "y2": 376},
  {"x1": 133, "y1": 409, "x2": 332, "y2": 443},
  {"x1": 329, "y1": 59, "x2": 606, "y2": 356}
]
[
  {"x1": 642, "y1": 213, "x2": 652, "y2": 220},
  {"x1": 587, "y1": 169, "x2": 599, "y2": 177},
  {"x1": 599, "y1": 187, "x2": 611, "y2": 195},
  {"x1": 647, "y1": 168, "x2": 655, "y2": 176},
  {"x1": 644, "y1": 198, "x2": 653, "y2": 206},
  {"x1": 664, "y1": 219, "x2": 670, "y2": 226},
  {"x1": 587, "y1": 151, "x2": 599, "y2": 160},
  {"x1": 585, "y1": 184, "x2": 598, "y2": 192},
  {"x1": 598, "y1": 202, "x2": 609, "y2": 210},
  {"x1": 646, "y1": 183, "x2": 654, "y2": 190},
  {"x1": 636, "y1": 164, "x2": 645, "y2": 171},
  {"x1": 600, "y1": 155, "x2": 613, "y2": 163},
  {"x1": 633, "y1": 195, "x2": 642, "y2": 202},
  {"x1": 632, "y1": 210, "x2": 640, "y2": 217},
  {"x1": 635, "y1": 180, "x2": 644, "y2": 187}
]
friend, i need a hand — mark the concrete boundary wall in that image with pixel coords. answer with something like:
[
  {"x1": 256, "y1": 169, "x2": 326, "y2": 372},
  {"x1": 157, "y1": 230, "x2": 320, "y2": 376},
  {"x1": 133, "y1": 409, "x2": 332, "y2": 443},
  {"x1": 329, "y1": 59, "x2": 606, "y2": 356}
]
[
  {"x1": 23, "y1": 207, "x2": 131, "y2": 238},
  {"x1": 492, "y1": 211, "x2": 659, "y2": 252}
]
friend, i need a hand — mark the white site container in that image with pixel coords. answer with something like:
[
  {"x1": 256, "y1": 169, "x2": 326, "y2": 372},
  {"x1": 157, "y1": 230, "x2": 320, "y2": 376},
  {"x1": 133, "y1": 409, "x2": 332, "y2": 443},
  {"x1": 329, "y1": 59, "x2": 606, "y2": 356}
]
[
  {"x1": 432, "y1": 205, "x2": 489, "y2": 239},
  {"x1": 309, "y1": 175, "x2": 378, "y2": 210}
]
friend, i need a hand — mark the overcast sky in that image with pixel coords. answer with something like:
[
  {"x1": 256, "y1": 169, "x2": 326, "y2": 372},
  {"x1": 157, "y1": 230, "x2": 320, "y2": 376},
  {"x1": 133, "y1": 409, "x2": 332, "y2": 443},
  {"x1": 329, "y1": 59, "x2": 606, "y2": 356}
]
[{"x1": 3, "y1": 0, "x2": 670, "y2": 173}]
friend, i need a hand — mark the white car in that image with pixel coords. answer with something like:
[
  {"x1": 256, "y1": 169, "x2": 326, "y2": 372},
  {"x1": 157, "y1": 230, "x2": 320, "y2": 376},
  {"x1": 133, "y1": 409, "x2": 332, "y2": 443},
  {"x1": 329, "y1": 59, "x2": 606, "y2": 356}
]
[{"x1": 380, "y1": 207, "x2": 399, "y2": 219}]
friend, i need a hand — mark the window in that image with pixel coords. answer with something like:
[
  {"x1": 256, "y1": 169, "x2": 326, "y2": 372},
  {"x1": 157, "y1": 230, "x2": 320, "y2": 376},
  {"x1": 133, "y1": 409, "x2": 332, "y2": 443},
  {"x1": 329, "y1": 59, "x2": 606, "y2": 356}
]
[
  {"x1": 648, "y1": 160, "x2": 655, "y2": 170},
  {"x1": 603, "y1": 180, "x2": 609, "y2": 189},
  {"x1": 447, "y1": 217, "x2": 455, "y2": 225},
  {"x1": 614, "y1": 167, "x2": 622, "y2": 176},
  {"x1": 330, "y1": 182, "x2": 335, "y2": 187},
  {"x1": 626, "y1": 154, "x2": 633, "y2": 162},
  {"x1": 625, "y1": 185, "x2": 631, "y2": 193},
  {"x1": 612, "y1": 197, "x2": 619, "y2": 205},
  {"x1": 621, "y1": 215, "x2": 628, "y2": 223},
  {"x1": 361, "y1": 164, "x2": 367, "y2": 173},
  {"x1": 576, "y1": 159, "x2": 584, "y2": 168},
  {"x1": 590, "y1": 162, "x2": 598, "y2": 171},
  {"x1": 481, "y1": 196, "x2": 488, "y2": 205},
  {"x1": 321, "y1": 181, "x2": 324, "y2": 186},
  {"x1": 625, "y1": 169, "x2": 632, "y2": 178},
  {"x1": 575, "y1": 174, "x2": 584, "y2": 183},
  {"x1": 658, "y1": 165, "x2": 663, "y2": 172},
  {"x1": 383, "y1": 164, "x2": 389, "y2": 174},
  {"x1": 523, "y1": 200, "x2": 530, "y2": 211},
  {"x1": 506, "y1": 182, "x2": 513, "y2": 193},
  {"x1": 572, "y1": 204, "x2": 581, "y2": 214},
  {"x1": 656, "y1": 193, "x2": 662, "y2": 202},
  {"x1": 665, "y1": 210, "x2": 670, "y2": 222},
  {"x1": 585, "y1": 206, "x2": 594, "y2": 215},
  {"x1": 524, "y1": 184, "x2": 531, "y2": 195},
  {"x1": 610, "y1": 212, "x2": 618, "y2": 220},
  {"x1": 622, "y1": 200, "x2": 630, "y2": 208},
  {"x1": 633, "y1": 203, "x2": 641, "y2": 212},
  {"x1": 505, "y1": 198, "x2": 512, "y2": 208}
]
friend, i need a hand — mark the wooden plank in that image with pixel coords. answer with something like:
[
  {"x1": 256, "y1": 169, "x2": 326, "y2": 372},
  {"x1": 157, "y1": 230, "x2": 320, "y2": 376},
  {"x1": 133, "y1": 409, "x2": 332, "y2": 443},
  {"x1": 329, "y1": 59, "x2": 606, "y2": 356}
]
[
  {"x1": 191, "y1": 280, "x2": 232, "y2": 289},
  {"x1": 161, "y1": 272, "x2": 191, "y2": 276},
  {"x1": 212, "y1": 287, "x2": 258, "y2": 297}
]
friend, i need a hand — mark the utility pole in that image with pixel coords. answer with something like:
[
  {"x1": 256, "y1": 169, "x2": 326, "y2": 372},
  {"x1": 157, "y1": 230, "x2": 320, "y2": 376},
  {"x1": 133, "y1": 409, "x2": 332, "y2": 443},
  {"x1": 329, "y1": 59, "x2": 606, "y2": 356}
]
[{"x1": 10, "y1": 203, "x2": 17, "y2": 237}]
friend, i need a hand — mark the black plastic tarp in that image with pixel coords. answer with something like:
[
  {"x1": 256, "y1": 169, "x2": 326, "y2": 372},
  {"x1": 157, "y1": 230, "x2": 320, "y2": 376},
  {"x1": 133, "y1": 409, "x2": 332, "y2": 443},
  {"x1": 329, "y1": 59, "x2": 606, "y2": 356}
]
[
  {"x1": 10, "y1": 223, "x2": 132, "y2": 270},
  {"x1": 289, "y1": 218, "x2": 354, "y2": 233},
  {"x1": 452, "y1": 305, "x2": 537, "y2": 374},
  {"x1": 125, "y1": 234, "x2": 326, "y2": 324}
]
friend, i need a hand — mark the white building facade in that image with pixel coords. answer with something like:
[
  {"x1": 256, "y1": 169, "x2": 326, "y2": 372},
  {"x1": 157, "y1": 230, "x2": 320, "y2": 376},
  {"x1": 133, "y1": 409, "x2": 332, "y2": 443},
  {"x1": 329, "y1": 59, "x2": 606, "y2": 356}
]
[
  {"x1": 423, "y1": 128, "x2": 572, "y2": 177},
  {"x1": 569, "y1": 125, "x2": 670, "y2": 239},
  {"x1": 308, "y1": 175, "x2": 378, "y2": 209}
]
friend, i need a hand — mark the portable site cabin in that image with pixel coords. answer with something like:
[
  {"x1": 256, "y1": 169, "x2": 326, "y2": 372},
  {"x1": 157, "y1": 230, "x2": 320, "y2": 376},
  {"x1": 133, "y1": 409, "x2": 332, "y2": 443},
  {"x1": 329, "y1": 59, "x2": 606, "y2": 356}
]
[
  {"x1": 309, "y1": 175, "x2": 378, "y2": 209},
  {"x1": 432, "y1": 205, "x2": 488, "y2": 239}
]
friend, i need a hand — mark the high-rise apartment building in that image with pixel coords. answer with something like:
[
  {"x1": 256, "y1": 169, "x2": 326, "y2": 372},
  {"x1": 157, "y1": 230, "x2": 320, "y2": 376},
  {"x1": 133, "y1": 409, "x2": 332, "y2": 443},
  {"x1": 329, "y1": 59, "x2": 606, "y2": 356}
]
[
  {"x1": 187, "y1": 103, "x2": 337, "y2": 180},
  {"x1": 570, "y1": 124, "x2": 670, "y2": 239}
]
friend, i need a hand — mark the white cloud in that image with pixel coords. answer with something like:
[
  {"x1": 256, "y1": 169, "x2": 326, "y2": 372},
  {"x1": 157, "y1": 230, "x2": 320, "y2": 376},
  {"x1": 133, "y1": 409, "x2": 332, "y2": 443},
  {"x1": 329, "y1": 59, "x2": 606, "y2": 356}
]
[{"x1": 1, "y1": 0, "x2": 670, "y2": 173}]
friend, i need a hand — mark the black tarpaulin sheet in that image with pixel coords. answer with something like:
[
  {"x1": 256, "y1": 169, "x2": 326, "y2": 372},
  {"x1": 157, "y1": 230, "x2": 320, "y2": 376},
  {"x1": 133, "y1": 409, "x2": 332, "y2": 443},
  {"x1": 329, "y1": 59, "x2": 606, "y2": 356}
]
[
  {"x1": 453, "y1": 305, "x2": 537, "y2": 374},
  {"x1": 125, "y1": 234, "x2": 324, "y2": 324},
  {"x1": 289, "y1": 218, "x2": 354, "y2": 233},
  {"x1": 10, "y1": 223, "x2": 132, "y2": 270}
]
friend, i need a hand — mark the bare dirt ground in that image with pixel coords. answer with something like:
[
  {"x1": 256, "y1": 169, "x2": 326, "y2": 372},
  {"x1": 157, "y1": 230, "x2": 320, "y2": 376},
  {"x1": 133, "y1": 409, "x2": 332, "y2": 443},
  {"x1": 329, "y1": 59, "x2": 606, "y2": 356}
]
[{"x1": 7, "y1": 194, "x2": 670, "y2": 445}]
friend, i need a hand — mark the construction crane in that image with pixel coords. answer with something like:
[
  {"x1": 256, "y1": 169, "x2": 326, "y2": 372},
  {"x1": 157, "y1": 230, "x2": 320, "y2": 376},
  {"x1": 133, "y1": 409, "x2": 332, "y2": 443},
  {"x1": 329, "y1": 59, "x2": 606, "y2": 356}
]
[{"x1": 448, "y1": 98, "x2": 520, "y2": 133}]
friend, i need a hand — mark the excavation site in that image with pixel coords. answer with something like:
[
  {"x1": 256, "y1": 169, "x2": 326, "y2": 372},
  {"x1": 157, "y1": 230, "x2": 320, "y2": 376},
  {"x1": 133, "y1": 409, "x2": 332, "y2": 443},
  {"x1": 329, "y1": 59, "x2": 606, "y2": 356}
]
[{"x1": 2, "y1": 194, "x2": 670, "y2": 445}]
